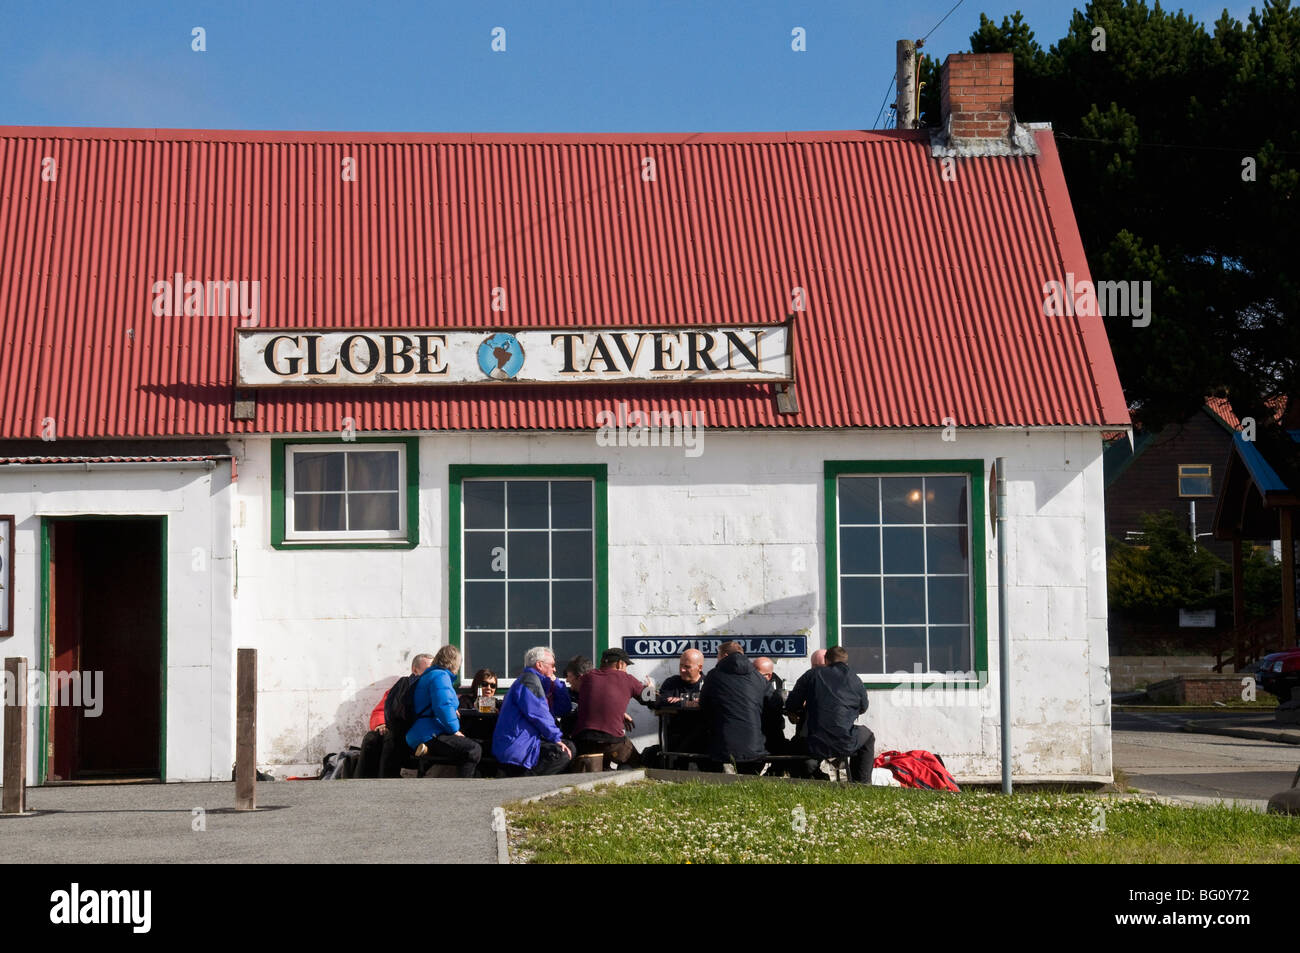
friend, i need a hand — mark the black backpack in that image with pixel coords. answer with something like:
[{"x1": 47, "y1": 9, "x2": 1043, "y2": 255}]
[
  {"x1": 384, "y1": 673, "x2": 427, "y2": 738},
  {"x1": 321, "y1": 747, "x2": 361, "y2": 779}
]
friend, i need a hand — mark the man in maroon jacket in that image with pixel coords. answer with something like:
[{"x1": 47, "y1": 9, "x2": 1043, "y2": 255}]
[{"x1": 574, "y1": 647, "x2": 654, "y2": 768}]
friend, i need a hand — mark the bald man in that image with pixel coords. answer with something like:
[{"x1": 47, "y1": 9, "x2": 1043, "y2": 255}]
[
  {"x1": 651, "y1": 649, "x2": 708, "y2": 766},
  {"x1": 660, "y1": 649, "x2": 705, "y2": 704},
  {"x1": 753, "y1": 656, "x2": 789, "y2": 758},
  {"x1": 810, "y1": 649, "x2": 827, "y2": 668}
]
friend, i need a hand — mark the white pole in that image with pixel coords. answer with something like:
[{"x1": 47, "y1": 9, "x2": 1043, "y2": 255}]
[{"x1": 997, "y1": 458, "x2": 1011, "y2": 795}]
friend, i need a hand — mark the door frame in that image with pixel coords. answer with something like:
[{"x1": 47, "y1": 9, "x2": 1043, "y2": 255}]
[{"x1": 39, "y1": 515, "x2": 168, "y2": 784}]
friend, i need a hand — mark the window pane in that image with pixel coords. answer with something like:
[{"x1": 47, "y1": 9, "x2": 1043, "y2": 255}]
[
  {"x1": 348, "y1": 451, "x2": 399, "y2": 491},
  {"x1": 551, "y1": 481, "x2": 592, "y2": 529},
  {"x1": 551, "y1": 631, "x2": 594, "y2": 672},
  {"x1": 465, "y1": 481, "x2": 505, "y2": 529},
  {"x1": 841, "y1": 627, "x2": 883, "y2": 674},
  {"x1": 294, "y1": 493, "x2": 344, "y2": 532},
  {"x1": 552, "y1": 531, "x2": 593, "y2": 578},
  {"x1": 465, "y1": 631, "x2": 506, "y2": 681},
  {"x1": 839, "y1": 527, "x2": 880, "y2": 574},
  {"x1": 1179, "y1": 466, "x2": 1212, "y2": 496},
  {"x1": 929, "y1": 627, "x2": 971, "y2": 672},
  {"x1": 294, "y1": 452, "x2": 344, "y2": 492},
  {"x1": 841, "y1": 577, "x2": 882, "y2": 625},
  {"x1": 348, "y1": 492, "x2": 399, "y2": 531},
  {"x1": 507, "y1": 633, "x2": 549, "y2": 676},
  {"x1": 881, "y1": 477, "x2": 925, "y2": 524},
  {"x1": 464, "y1": 531, "x2": 505, "y2": 579},
  {"x1": 925, "y1": 476, "x2": 968, "y2": 524},
  {"x1": 882, "y1": 526, "x2": 924, "y2": 574},
  {"x1": 928, "y1": 577, "x2": 969, "y2": 625},
  {"x1": 838, "y1": 477, "x2": 879, "y2": 525},
  {"x1": 508, "y1": 581, "x2": 549, "y2": 629},
  {"x1": 884, "y1": 627, "x2": 926, "y2": 675},
  {"x1": 465, "y1": 582, "x2": 505, "y2": 629},
  {"x1": 882, "y1": 577, "x2": 926, "y2": 624},
  {"x1": 926, "y1": 525, "x2": 967, "y2": 574},
  {"x1": 552, "y1": 581, "x2": 593, "y2": 628},
  {"x1": 507, "y1": 482, "x2": 549, "y2": 528},
  {"x1": 508, "y1": 531, "x2": 549, "y2": 578}
]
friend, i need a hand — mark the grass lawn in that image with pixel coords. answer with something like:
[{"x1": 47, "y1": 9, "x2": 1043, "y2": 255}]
[{"x1": 506, "y1": 779, "x2": 1300, "y2": 864}]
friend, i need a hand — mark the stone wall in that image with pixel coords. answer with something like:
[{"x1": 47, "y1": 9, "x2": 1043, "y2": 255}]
[{"x1": 1146, "y1": 675, "x2": 1247, "y2": 705}]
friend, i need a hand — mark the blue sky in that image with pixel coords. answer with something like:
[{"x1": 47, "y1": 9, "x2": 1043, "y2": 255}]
[{"x1": 0, "y1": 0, "x2": 1258, "y2": 132}]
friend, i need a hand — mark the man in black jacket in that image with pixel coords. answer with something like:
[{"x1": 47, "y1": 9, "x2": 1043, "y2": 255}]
[
  {"x1": 785, "y1": 645, "x2": 874, "y2": 783},
  {"x1": 699, "y1": 641, "x2": 768, "y2": 772}
]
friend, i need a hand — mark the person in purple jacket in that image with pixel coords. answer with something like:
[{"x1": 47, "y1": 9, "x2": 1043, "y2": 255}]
[{"x1": 493, "y1": 646, "x2": 575, "y2": 776}]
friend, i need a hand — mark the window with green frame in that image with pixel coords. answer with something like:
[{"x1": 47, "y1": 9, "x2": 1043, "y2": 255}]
[
  {"x1": 449, "y1": 464, "x2": 608, "y2": 683},
  {"x1": 271, "y1": 437, "x2": 420, "y2": 549},
  {"x1": 825, "y1": 460, "x2": 988, "y2": 686}
]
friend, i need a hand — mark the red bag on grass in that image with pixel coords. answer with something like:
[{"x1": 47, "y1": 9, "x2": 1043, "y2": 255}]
[{"x1": 874, "y1": 749, "x2": 961, "y2": 792}]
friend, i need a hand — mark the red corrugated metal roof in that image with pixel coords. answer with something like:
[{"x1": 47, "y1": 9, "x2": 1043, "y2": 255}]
[
  {"x1": 0, "y1": 126, "x2": 1128, "y2": 437},
  {"x1": 0, "y1": 455, "x2": 226, "y2": 465},
  {"x1": 1204, "y1": 396, "x2": 1287, "y2": 431}
]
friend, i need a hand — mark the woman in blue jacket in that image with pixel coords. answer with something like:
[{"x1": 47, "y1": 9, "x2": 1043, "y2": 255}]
[{"x1": 406, "y1": 645, "x2": 481, "y2": 778}]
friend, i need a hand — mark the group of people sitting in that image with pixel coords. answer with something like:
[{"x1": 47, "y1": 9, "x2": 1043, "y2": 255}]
[
  {"x1": 648, "y1": 642, "x2": 876, "y2": 782},
  {"x1": 352, "y1": 640, "x2": 875, "y2": 782}
]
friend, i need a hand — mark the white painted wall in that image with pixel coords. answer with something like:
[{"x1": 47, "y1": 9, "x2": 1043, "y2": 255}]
[
  {"x1": 228, "y1": 428, "x2": 1112, "y2": 783},
  {"x1": 0, "y1": 462, "x2": 233, "y2": 783}
]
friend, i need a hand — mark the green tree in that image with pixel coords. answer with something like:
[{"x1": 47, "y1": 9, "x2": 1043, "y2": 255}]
[
  {"x1": 1108, "y1": 511, "x2": 1227, "y2": 613},
  {"x1": 960, "y1": 2, "x2": 1299, "y2": 481}
]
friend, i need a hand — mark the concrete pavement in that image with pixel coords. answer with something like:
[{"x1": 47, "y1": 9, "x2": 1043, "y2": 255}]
[
  {"x1": 0, "y1": 775, "x2": 590, "y2": 864},
  {"x1": 1113, "y1": 709, "x2": 1300, "y2": 803}
]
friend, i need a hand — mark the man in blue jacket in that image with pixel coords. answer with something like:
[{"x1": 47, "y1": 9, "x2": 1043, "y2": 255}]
[
  {"x1": 406, "y1": 645, "x2": 481, "y2": 778},
  {"x1": 493, "y1": 646, "x2": 574, "y2": 776}
]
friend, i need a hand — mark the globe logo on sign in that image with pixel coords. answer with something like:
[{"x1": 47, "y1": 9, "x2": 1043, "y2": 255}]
[{"x1": 477, "y1": 332, "x2": 525, "y2": 380}]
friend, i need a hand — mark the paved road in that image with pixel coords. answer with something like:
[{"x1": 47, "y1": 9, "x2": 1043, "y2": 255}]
[
  {"x1": 1114, "y1": 710, "x2": 1299, "y2": 801},
  {"x1": 0, "y1": 776, "x2": 588, "y2": 864}
]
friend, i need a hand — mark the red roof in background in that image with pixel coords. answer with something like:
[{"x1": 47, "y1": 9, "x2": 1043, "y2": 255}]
[
  {"x1": 0, "y1": 126, "x2": 1128, "y2": 438},
  {"x1": 1204, "y1": 396, "x2": 1288, "y2": 431}
]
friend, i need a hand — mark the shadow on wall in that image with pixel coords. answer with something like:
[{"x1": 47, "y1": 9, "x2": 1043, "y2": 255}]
[
  {"x1": 276, "y1": 677, "x2": 396, "y2": 769},
  {"x1": 626, "y1": 592, "x2": 817, "y2": 738}
]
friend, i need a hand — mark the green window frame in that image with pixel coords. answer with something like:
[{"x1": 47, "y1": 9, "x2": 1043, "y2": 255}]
[
  {"x1": 824, "y1": 459, "x2": 988, "y2": 689},
  {"x1": 449, "y1": 464, "x2": 608, "y2": 683},
  {"x1": 271, "y1": 437, "x2": 420, "y2": 549}
]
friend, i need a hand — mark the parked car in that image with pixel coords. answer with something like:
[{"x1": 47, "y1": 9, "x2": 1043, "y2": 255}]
[{"x1": 1255, "y1": 649, "x2": 1300, "y2": 703}]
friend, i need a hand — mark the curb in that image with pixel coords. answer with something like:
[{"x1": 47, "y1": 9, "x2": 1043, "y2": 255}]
[
  {"x1": 1114, "y1": 705, "x2": 1279, "y2": 714},
  {"x1": 1181, "y1": 721, "x2": 1300, "y2": 746},
  {"x1": 495, "y1": 769, "x2": 648, "y2": 864},
  {"x1": 1124, "y1": 790, "x2": 1272, "y2": 813}
]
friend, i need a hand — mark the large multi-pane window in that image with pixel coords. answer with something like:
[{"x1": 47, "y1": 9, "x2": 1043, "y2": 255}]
[
  {"x1": 460, "y1": 477, "x2": 596, "y2": 679},
  {"x1": 833, "y1": 471, "x2": 975, "y2": 677}
]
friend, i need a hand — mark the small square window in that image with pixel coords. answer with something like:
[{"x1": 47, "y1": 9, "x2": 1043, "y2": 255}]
[
  {"x1": 279, "y1": 441, "x2": 415, "y2": 545},
  {"x1": 1178, "y1": 464, "x2": 1213, "y2": 498}
]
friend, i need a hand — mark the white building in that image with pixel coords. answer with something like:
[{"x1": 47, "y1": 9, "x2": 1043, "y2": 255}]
[{"x1": 0, "y1": 53, "x2": 1128, "y2": 785}]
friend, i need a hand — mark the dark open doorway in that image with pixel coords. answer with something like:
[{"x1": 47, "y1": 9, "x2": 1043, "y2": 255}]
[{"x1": 46, "y1": 517, "x2": 164, "y2": 782}]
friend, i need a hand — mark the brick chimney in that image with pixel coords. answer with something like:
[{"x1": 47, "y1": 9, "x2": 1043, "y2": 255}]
[{"x1": 940, "y1": 53, "x2": 1014, "y2": 145}]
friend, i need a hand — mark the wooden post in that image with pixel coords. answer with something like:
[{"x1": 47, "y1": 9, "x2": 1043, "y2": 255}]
[
  {"x1": 3, "y1": 658, "x2": 28, "y2": 814},
  {"x1": 1231, "y1": 538, "x2": 1245, "y2": 671},
  {"x1": 1282, "y1": 509, "x2": 1297, "y2": 648},
  {"x1": 896, "y1": 40, "x2": 917, "y2": 130},
  {"x1": 235, "y1": 648, "x2": 257, "y2": 811}
]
